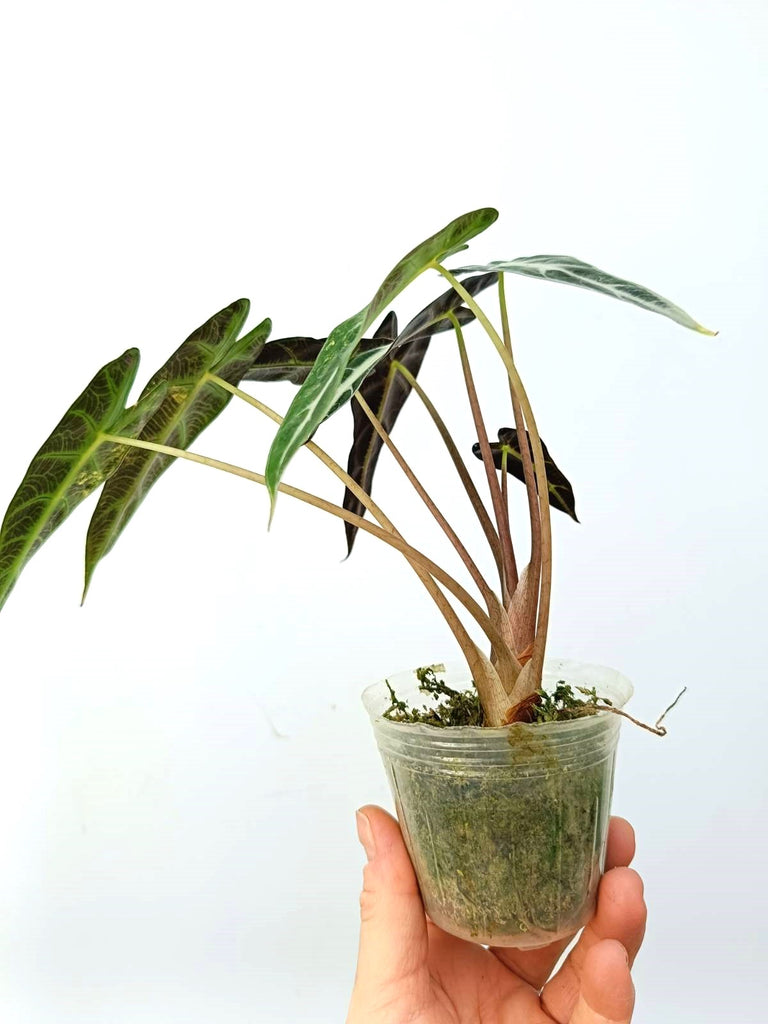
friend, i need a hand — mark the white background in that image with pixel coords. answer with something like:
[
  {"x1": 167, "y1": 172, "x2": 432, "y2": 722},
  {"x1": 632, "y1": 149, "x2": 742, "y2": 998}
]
[{"x1": 0, "y1": 1, "x2": 766, "y2": 1021}]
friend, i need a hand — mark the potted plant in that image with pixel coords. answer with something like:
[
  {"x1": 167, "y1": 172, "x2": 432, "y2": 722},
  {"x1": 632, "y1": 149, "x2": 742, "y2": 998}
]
[{"x1": 0, "y1": 208, "x2": 712, "y2": 948}]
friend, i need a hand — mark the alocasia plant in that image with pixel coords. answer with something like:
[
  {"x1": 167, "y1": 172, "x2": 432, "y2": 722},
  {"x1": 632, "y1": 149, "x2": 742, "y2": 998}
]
[{"x1": 0, "y1": 209, "x2": 714, "y2": 725}]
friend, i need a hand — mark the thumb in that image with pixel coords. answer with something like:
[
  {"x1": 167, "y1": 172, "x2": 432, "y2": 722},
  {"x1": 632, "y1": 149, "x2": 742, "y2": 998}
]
[
  {"x1": 352, "y1": 806, "x2": 429, "y2": 997},
  {"x1": 569, "y1": 940, "x2": 635, "y2": 1024}
]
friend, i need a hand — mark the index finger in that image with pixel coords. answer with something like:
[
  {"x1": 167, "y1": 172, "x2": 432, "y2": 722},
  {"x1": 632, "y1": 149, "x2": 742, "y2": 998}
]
[{"x1": 488, "y1": 816, "x2": 636, "y2": 990}]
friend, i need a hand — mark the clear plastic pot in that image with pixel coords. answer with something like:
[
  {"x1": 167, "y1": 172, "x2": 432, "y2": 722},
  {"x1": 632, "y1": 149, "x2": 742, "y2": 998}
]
[{"x1": 362, "y1": 659, "x2": 633, "y2": 949}]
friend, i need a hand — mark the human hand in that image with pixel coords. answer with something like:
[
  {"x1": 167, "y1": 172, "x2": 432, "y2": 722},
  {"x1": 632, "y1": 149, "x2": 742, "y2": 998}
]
[{"x1": 347, "y1": 806, "x2": 645, "y2": 1024}]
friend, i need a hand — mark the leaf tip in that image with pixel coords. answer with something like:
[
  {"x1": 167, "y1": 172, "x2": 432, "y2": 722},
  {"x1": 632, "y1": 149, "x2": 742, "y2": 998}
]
[
  {"x1": 343, "y1": 525, "x2": 356, "y2": 560},
  {"x1": 476, "y1": 206, "x2": 499, "y2": 226},
  {"x1": 266, "y1": 488, "x2": 278, "y2": 531}
]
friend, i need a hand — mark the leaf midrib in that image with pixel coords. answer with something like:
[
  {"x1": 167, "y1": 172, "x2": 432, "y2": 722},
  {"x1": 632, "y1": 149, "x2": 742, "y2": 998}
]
[{"x1": 2, "y1": 431, "x2": 112, "y2": 583}]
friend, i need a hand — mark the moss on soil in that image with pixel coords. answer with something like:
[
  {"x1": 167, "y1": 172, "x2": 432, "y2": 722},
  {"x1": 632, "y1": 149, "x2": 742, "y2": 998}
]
[{"x1": 382, "y1": 665, "x2": 613, "y2": 726}]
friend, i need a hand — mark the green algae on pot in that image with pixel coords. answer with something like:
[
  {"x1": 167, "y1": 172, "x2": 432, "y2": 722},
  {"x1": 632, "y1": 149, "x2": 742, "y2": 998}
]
[{"x1": 363, "y1": 660, "x2": 633, "y2": 949}]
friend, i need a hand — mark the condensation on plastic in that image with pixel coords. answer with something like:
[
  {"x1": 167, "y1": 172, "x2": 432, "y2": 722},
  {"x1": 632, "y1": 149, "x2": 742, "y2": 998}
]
[{"x1": 363, "y1": 659, "x2": 633, "y2": 949}]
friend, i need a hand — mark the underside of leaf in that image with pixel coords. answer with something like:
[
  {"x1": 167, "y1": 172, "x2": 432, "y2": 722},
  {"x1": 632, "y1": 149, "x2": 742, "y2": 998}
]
[{"x1": 449, "y1": 255, "x2": 716, "y2": 335}]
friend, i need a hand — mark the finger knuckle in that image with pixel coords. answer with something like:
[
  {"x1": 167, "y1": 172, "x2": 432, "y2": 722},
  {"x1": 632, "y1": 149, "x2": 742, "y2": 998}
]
[{"x1": 358, "y1": 888, "x2": 378, "y2": 923}]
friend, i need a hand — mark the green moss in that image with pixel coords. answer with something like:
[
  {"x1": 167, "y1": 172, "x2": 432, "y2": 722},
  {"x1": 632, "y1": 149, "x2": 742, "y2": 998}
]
[
  {"x1": 529, "y1": 682, "x2": 613, "y2": 722},
  {"x1": 383, "y1": 666, "x2": 486, "y2": 726},
  {"x1": 382, "y1": 668, "x2": 612, "y2": 727}
]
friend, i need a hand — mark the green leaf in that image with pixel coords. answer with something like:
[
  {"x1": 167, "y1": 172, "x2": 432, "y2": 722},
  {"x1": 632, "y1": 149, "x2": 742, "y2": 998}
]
[
  {"x1": 472, "y1": 428, "x2": 579, "y2": 522},
  {"x1": 320, "y1": 314, "x2": 400, "y2": 424},
  {"x1": 0, "y1": 349, "x2": 140, "y2": 612},
  {"x1": 265, "y1": 208, "x2": 499, "y2": 511},
  {"x1": 83, "y1": 301, "x2": 271, "y2": 597},
  {"x1": 450, "y1": 255, "x2": 717, "y2": 335},
  {"x1": 343, "y1": 274, "x2": 498, "y2": 555},
  {"x1": 116, "y1": 379, "x2": 173, "y2": 436},
  {"x1": 324, "y1": 341, "x2": 394, "y2": 422}
]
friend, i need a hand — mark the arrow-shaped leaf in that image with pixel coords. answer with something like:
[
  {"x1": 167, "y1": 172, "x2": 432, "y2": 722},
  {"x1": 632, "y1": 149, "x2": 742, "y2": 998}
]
[
  {"x1": 0, "y1": 349, "x2": 141, "y2": 612},
  {"x1": 472, "y1": 427, "x2": 579, "y2": 522},
  {"x1": 265, "y1": 208, "x2": 499, "y2": 510},
  {"x1": 449, "y1": 255, "x2": 716, "y2": 335},
  {"x1": 342, "y1": 274, "x2": 498, "y2": 555},
  {"x1": 83, "y1": 301, "x2": 271, "y2": 596}
]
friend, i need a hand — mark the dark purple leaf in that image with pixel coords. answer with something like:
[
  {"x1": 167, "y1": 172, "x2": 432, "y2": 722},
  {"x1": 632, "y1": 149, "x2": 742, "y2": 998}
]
[
  {"x1": 396, "y1": 272, "x2": 497, "y2": 346},
  {"x1": 472, "y1": 428, "x2": 579, "y2": 522},
  {"x1": 242, "y1": 336, "x2": 324, "y2": 385}
]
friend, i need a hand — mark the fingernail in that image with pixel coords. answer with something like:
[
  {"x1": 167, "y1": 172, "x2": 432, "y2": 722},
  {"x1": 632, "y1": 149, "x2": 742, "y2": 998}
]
[{"x1": 356, "y1": 810, "x2": 376, "y2": 861}]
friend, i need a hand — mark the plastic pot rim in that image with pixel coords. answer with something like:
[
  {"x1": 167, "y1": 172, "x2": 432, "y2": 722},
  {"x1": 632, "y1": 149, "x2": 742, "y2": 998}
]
[{"x1": 362, "y1": 656, "x2": 634, "y2": 741}]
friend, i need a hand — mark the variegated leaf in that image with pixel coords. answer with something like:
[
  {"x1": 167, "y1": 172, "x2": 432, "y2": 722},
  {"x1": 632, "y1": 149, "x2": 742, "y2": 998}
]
[{"x1": 449, "y1": 255, "x2": 716, "y2": 335}]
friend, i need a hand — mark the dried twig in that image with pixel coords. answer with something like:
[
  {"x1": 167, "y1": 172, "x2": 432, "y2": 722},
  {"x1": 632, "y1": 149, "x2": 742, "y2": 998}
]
[{"x1": 574, "y1": 687, "x2": 688, "y2": 736}]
